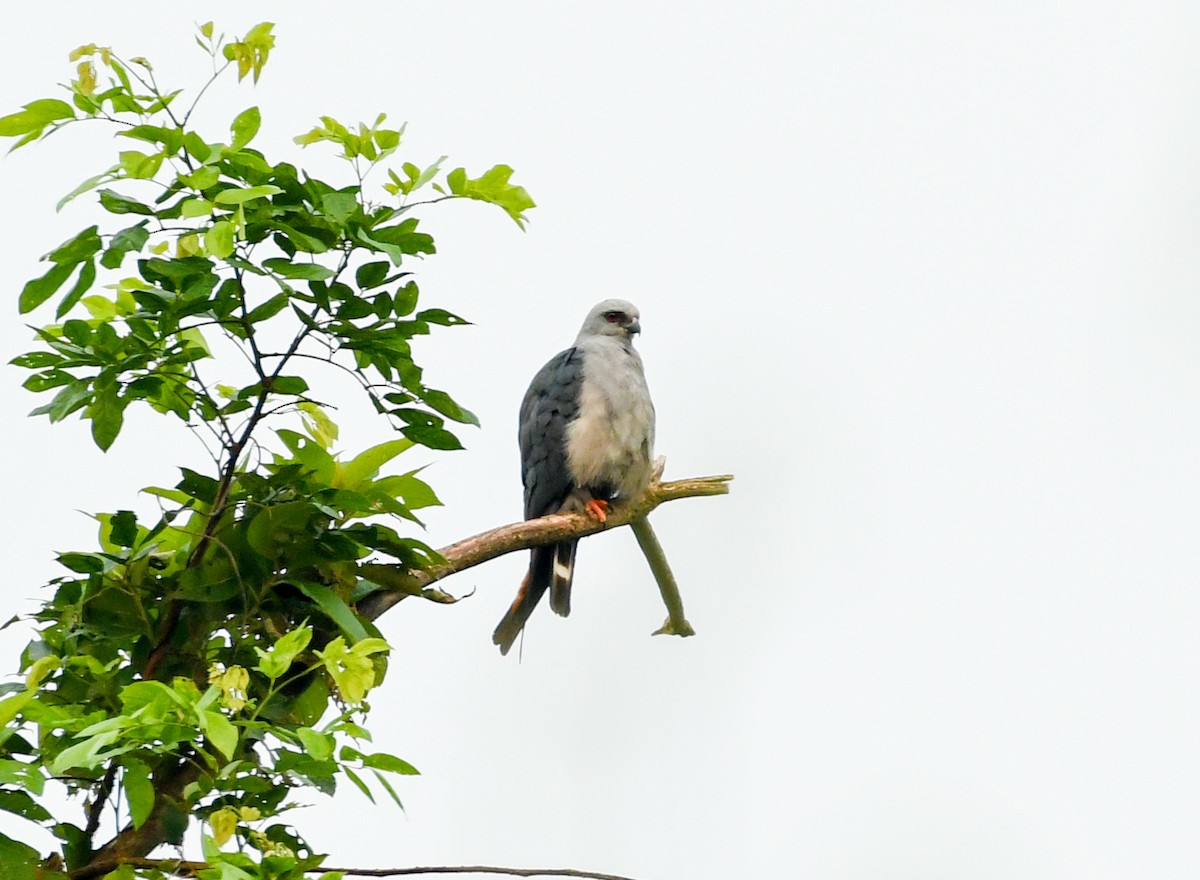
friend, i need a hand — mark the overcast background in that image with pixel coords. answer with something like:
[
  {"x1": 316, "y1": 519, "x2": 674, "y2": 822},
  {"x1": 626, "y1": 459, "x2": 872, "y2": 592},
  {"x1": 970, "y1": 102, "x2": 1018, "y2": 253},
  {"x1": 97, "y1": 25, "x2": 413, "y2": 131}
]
[{"x1": 2, "y1": 2, "x2": 1200, "y2": 878}]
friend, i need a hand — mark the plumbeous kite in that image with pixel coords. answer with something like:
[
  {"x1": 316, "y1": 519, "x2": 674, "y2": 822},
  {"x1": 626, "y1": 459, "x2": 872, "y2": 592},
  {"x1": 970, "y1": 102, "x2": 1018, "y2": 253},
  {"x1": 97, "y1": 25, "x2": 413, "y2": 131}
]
[{"x1": 493, "y1": 299, "x2": 656, "y2": 655}]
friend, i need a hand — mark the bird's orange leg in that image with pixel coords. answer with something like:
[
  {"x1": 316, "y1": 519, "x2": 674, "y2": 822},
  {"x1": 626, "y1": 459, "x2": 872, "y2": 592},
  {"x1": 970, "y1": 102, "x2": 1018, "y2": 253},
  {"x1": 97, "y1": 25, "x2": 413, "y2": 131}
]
[{"x1": 584, "y1": 499, "x2": 610, "y2": 522}]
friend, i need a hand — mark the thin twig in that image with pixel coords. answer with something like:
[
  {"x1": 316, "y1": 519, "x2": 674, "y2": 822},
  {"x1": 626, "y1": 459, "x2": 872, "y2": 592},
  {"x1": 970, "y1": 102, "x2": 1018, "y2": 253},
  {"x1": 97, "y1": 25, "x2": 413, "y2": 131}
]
[{"x1": 71, "y1": 859, "x2": 641, "y2": 880}]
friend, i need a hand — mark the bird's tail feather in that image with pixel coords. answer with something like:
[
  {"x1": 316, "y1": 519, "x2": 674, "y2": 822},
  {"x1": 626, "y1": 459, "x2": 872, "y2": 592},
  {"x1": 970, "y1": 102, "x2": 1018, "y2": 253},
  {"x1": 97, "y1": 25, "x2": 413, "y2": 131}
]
[
  {"x1": 493, "y1": 540, "x2": 577, "y2": 655},
  {"x1": 493, "y1": 545, "x2": 554, "y2": 655},
  {"x1": 548, "y1": 539, "x2": 578, "y2": 617}
]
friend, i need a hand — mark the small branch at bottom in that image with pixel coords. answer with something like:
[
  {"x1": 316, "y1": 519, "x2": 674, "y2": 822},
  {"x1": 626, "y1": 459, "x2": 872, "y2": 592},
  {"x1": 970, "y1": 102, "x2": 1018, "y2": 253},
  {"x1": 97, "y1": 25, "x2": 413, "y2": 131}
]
[
  {"x1": 71, "y1": 859, "x2": 643, "y2": 880},
  {"x1": 629, "y1": 517, "x2": 694, "y2": 637}
]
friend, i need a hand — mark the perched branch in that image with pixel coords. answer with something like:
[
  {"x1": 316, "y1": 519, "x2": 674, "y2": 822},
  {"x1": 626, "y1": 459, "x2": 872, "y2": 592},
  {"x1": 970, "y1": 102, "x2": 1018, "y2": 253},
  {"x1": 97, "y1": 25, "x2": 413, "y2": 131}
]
[
  {"x1": 71, "y1": 859, "x2": 641, "y2": 880},
  {"x1": 358, "y1": 473, "x2": 732, "y2": 620}
]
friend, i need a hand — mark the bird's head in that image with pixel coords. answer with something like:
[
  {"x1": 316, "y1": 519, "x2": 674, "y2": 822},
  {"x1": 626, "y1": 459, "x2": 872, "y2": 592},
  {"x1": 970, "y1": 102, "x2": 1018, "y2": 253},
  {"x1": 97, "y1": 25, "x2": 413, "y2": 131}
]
[{"x1": 579, "y1": 298, "x2": 642, "y2": 342}]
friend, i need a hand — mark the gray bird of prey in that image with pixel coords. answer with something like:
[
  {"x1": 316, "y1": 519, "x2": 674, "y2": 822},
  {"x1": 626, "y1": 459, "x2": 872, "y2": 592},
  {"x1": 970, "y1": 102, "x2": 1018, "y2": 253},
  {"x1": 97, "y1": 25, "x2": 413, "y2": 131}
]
[{"x1": 493, "y1": 299, "x2": 656, "y2": 654}]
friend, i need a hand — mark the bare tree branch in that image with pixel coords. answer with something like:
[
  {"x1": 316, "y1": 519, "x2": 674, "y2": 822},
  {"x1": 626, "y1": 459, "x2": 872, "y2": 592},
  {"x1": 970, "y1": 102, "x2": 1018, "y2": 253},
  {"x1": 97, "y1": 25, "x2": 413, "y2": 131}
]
[{"x1": 357, "y1": 472, "x2": 733, "y2": 621}]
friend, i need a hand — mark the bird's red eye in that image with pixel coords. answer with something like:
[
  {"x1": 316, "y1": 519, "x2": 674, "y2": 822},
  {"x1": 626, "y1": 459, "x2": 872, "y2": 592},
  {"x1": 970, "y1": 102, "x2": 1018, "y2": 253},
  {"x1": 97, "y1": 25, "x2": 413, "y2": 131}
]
[{"x1": 604, "y1": 311, "x2": 623, "y2": 323}]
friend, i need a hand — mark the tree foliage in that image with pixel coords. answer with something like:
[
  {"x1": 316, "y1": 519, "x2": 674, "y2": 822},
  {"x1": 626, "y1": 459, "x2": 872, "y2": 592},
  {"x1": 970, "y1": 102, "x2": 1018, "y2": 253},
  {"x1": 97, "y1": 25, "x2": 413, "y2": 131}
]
[{"x1": 0, "y1": 22, "x2": 533, "y2": 879}]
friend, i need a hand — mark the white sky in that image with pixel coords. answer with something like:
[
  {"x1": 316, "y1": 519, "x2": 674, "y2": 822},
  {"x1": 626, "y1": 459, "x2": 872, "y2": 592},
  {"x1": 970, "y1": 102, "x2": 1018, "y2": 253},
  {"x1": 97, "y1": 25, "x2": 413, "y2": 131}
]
[{"x1": 3, "y1": 2, "x2": 1200, "y2": 878}]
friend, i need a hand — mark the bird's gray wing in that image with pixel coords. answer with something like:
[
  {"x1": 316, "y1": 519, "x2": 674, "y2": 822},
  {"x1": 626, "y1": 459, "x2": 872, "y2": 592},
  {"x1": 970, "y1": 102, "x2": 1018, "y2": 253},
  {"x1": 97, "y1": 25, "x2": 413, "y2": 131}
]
[
  {"x1": 494, "y1": 347, "x2": 584, "y2": 654},
  {"x1": 519, "y1": 346, "x2": 583, "y2": 518}
]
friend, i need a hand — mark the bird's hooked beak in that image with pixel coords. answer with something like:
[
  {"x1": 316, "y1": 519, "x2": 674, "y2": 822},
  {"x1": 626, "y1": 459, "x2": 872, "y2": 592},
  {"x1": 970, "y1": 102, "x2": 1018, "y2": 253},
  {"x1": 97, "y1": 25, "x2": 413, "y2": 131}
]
[{"x1": 627, "y1": 320, "x2": 641, "y2": 336}]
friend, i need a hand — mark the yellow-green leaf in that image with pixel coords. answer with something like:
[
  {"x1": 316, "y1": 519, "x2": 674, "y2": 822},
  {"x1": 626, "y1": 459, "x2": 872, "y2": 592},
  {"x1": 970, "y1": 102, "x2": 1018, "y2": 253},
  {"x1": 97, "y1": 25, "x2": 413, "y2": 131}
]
[
  {"x1": 204, "y1": 220, "x2": 235, "y2": 258},
  {"x1": 0, "y1": 691, "x2": 33, "y2": 728},
  {"x1": 197, "y1": 708, "x2": 238, "y2": 759},
  {"x1": 230, "y1": 106, "x2": 261, "y2": 149},
  {"x1": 180, "y1": 198, "x2": 213, "y2": 218},
  {"x1": 213, "y1": 184, "x2": 282, "y2": 205},
  {"x1": 209, "y1": 806, "x2": 238, "y2": 846}
]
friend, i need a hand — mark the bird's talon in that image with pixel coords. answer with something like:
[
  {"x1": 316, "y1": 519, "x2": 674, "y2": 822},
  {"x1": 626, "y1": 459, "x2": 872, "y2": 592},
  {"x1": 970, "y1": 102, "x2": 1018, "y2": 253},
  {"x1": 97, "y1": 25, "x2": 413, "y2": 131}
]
[{"x1": 585, "y1": 499, "x2": 610, "y2": 522}]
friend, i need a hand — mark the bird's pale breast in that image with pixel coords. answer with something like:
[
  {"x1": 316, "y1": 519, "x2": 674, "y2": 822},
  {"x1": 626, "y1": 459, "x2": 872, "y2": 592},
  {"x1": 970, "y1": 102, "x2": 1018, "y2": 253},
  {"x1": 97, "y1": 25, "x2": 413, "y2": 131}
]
[{"x1": 565, "y1": 337, "x2": 655, "y2": 500}]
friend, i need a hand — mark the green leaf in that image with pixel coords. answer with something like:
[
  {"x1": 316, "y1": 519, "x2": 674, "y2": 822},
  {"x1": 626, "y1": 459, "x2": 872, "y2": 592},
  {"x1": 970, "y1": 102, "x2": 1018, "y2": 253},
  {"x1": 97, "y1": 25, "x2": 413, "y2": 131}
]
[
  {"x1": 19, "y1": 262, "x2": 74, "y2": 313},
  {"x1": 360, "y1": 751, "x2": 419, "y2": 775},
  {"x1": 225, "y1": 21, "x2": 276, "y2": 83},
  {"x1": 338, "y1": 438, "x2": 414, "y2": 489},
  {"x1": 119, "y1": 150, "x2": 163, "y2": 180},
  {"x1": 0, "y1": 98, "x2": 74, "y2": 137},
  {"x1": 87, "y1": 386, "x2": 125, "y2": 451},
  {"x1": 401, "y1": 421, "x2": 463, "y2": 451},
  {"x1": 123, "y1": 759, "x2": 155, "y2": 829},
  {"x1": 98, "y1": 189, "x2": 155, "y2": 215},
  {"x1": 372, "y1": 471, "x2": 441, "y2": 510},
  {"x1": 119, "y1": 124, "x2": 176, "y2": 147},
  {"x1": 393, "y1": 281, "x2": 418, "y2": 316},
  {"x1": 296, "y1": 726, "x2": 334, "y2": 762},
  {"x1": 246, "y1": 501, "x2": 316, "y2": 559},
  {"x1": 180, "y1": 198, "x2": 213, "y2": 218},
  {"x1": 181, "y1": 166, "x2": 220, "y2": 189},
  {"x1": 371, "y1": 769, "x2": 406, "y2": 810},
  {"x1": 416, "y1": 307, "x2": 468, "y2": 326},
  {"x1": 51, "y1": 728, "x2": 123, "y2": 773},
  {"x1": 160, "y1": 801, "x2": 189, "y2": 847},
  {"x1": 342, "y1": 766, "x2": 375, "y2": 802},
  {"x1": 271, "y1": 375, "x2": 309, "y2": 395},
  {"x1": 245, "y1": 292, "x2": 290, "y2": 323},
  {"x1": 47, "y1": 225, "x2": 102, "y2": 265},
  {"x1": 205, "y1": 220, "x2": 236, "y2": 259},
  {"x1": 421, "y1": 387, "x2": 479, "y2": 426},
  {"x1": 213, "y1": 184, "x2": 283, "y2": 205},
  {"x1": 230, "y1": 106, "x2": 261, "y2": 149},
  {"x1": 208, "y1": 807, "x2": 238, "y2": 847},
  {"x1": 31, "y1": 380, "x2": 89, "y2": 423},
  {"x1": 0, "y1": 789, "x2": 52, "y2": 823},
  {"x1": 55, "y1": 259, "x2": 96, "y2": 318},
  {"x1": 299, "y1": 402, "x2": 339, "y2": 448},
  {"x1": 316, "y1": 636, "x2": 388, "y2": 705},
  {"x1": 197, "y1": 709, "x2": 238, "y2": 759},
  {"x1": 262, "y1": 258, "x2": 334, "y2": 280},
  {"x1": 0, "y1": 833, "x2": 40, "y2": 878},
  {"x1": 102, "y1": 511, "x2": 137, "y2": 550},
  {"x1": 292, "y1": 581, "x2": 368, "y2": 642},
  {"x1": 0, "y1": 691, "x2": 33, "y2": 728},
  {"x1": 355, "y1": 260, "x2": 390, "y2": 290},
  {"x1": 57, "y1": 167, "x2": 118, "y2": 211},
  {"x1": 177, "y1": 468, "x2": 219, "y2": 504},
  {"x1": 445, "y1": 164, "x2": 536, "y2": 228},
  {"x1": 255, "y1": 625, "x2": 312, "y2": 680},
  {"x1": 84, "y1": 293, "x2": 117, "y2": 320},
  {"x1": 321, "y1": 191, "x2": 359, "y2": 224},
  {"x1": 100, "y1": 222, "x2": 150, "y2": 270},
  {"x1": 10, "y1": 351, "x2": 63, "y2": 369},
  {"x1": 55, "y1": 552, "x2": 107, "y2": 574}
]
